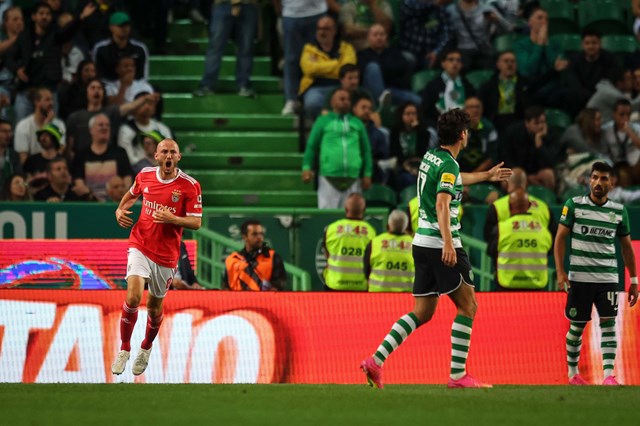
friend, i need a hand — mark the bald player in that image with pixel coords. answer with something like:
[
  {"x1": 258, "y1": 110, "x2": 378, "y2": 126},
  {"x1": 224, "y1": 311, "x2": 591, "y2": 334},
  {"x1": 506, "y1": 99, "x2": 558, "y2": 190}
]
[{"x1": 111, "y1": 139, "x2": 203, "y2": 377}]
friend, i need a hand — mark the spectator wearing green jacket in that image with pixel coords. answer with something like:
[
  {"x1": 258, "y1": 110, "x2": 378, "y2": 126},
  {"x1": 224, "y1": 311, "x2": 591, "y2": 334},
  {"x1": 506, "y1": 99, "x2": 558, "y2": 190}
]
[
  {"x1": 302, "y1": 88, "x2": 373, "y2": 209},
  {"x1": 513, "y1": 3, "x2": 568, "y2": 109}
]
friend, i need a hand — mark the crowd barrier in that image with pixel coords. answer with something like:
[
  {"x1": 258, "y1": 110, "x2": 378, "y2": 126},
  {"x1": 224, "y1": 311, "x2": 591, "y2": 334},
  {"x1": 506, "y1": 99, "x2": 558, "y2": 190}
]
[{"x1": 1, "y1": 290, "x2": 638, "y2": 385}]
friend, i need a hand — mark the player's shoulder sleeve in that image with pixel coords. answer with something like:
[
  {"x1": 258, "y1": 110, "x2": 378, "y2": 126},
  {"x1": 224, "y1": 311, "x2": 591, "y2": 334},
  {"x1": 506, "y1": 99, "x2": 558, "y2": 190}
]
[
  {"x1": 130, "y1": 169, "x2": 144, "y2": 196},
  {"x1": 617, "y1": 205, "x2": 631, "y2": 237},
  {"x1": 435, "y1": 159, "x2": 459, "y2": 196},
  {"x1": 559, "y1": 197, "x2": 575, "y2": 227},
  {"x1": 180, "y1": 171, "x2": 202, "y2": 217}
]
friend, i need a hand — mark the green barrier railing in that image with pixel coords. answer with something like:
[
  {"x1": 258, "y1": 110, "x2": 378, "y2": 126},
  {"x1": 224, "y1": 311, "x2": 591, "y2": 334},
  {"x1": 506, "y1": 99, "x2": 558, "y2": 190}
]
[
  {"x1": 192, "y1": 227, "x2": 312, "y2": 291},
  {"x1": 460, "y1": 233, "x2": 493, "y2": 292}
]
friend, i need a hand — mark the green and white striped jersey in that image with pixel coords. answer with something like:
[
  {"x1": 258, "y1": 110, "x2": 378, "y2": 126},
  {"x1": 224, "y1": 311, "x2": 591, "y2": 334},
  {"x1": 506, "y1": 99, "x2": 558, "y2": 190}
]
[
  {"x1": 559, "y1": 195, "x2": 631, "y2": 283},
  {"x1": 413, "y1": 147, "x2": 463, "y2": 249}
]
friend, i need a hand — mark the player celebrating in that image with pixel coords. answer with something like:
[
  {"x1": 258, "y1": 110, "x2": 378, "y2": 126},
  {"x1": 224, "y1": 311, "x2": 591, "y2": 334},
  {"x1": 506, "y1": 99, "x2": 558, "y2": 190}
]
[
  {"x1": 361, "y1": 108, "x2": 511, "y2": 389},
  {"x1": 111, "y1": 138, "x2": 202, "y2": 376},
  {"x1": 554, "y1": 162, "x2": 638, "y2": 385}
]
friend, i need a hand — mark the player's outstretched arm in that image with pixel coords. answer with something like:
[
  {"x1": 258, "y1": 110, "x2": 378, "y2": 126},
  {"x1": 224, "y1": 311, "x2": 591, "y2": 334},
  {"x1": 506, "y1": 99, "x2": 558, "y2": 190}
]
[
  {"x1": 619, "y1": 235, "x2": 639, "y2": 307},
  {"x1": 115, "y1": 190, "x2": 139, "y2": 228},
  {"x1": 460, "y1": 162, "x2": 512, "y2": 185},
  {"x1": 152, "y1": 206, "x2": 202, "y2": 230}
]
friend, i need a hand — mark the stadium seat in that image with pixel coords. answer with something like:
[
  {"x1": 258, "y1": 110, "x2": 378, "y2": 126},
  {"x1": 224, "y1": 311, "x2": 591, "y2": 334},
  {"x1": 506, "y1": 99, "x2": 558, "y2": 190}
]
[
  {"x1": 411, "y1": 70, "x2": 439, "y2": 93},
  {"x1": 601, "y1": 34, "x2": 639, "y2": 54},
  {"x1": 578, "y1": 0, "x2": 628, "y2": 34},
  {"x1": 467, "y1": 183, "x2": 501, "y2": 204},
  {"x1": 492, "y1": 33, "x2": 525, "y2": 53},
  {"x1": 528, "y1": 185, "x2": 558, "y2": 206},
  {"x1": 465, "y1": 69, "x2": 495, "y2": 90},
  {"x1": 542, "y1": 0, "x2": 579, "y2": 34},
  {"x1": 399, "y1": 185, "x2": 417, "y2": 205},
  {"x1": 549, "y1": 33, "x2": 582, "y2": 55},
  {"x1": 561, "y1": 186, "x2": 588, "y2": 201},
  {"x1": 545, "y1": 108, "x2": 572, "y2": 132},
  {"x1": 364, "y1": 184, "x2": 398, "y2": 209}
]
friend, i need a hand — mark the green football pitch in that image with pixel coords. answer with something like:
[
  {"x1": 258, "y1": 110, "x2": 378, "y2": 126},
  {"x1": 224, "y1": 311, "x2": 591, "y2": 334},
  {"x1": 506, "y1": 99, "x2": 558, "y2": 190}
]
[{"x1": 1, "y1": 384, "x2": 635, "y2": 425}]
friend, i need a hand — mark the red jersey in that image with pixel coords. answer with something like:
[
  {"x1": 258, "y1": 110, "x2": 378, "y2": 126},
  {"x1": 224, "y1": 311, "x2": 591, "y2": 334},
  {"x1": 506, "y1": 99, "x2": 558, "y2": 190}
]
[{"x1": 128, "y1": 167, "x2": 202, "y2": 267}]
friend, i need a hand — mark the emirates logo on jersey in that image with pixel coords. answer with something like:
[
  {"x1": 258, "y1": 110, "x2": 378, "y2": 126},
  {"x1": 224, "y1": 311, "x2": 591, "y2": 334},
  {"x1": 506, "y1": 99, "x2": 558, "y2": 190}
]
[{"x1": 171, "y1": 189, "x2": 181, "y2": 203}]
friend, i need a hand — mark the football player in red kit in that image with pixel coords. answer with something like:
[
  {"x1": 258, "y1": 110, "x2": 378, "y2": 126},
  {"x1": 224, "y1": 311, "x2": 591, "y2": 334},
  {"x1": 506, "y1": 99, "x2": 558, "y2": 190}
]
[{"x1": 111, "y1": 138, "x2": 202, "y2": 376}]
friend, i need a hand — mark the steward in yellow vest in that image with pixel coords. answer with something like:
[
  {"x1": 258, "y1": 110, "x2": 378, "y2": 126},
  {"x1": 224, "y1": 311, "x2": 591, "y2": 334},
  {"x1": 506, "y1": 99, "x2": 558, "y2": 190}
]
[
  {"x1": 365, "y1": 210, "x2": 414, "y2": 292},
  {"x1": 483, "y1": 168, "x2": 556, "y2": 242},
  {"x1": 323, "y1": 193, "x2": 376, "y2": 291},
  {"x1": 488, "y1": 189, "x2": 552, "y2": 289}
]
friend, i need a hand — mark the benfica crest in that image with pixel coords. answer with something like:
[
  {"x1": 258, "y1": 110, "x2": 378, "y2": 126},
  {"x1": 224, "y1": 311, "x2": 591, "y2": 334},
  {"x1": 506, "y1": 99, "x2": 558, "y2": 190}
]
[{"x1": 171, "y1": 189, "x2": 181, "y2": 203}]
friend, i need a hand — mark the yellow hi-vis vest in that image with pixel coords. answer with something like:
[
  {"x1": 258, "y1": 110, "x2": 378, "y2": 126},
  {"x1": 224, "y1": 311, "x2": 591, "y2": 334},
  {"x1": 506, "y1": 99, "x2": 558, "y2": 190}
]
[
  {"x1": 408, "y1": 196, "x2": 419, "y2": 235},
  {"x1": 324, "y1": 218, "x2": 376, "y2": 291},
  {"x1": 368, "y1": 232, "x2": 415, "y2": 292},
  {"x1": 497, "y1": 213, "x2": 552, "y2": 289},
  {"x1": 493, "y1": 194, "x2": 550, "y2": 226}
]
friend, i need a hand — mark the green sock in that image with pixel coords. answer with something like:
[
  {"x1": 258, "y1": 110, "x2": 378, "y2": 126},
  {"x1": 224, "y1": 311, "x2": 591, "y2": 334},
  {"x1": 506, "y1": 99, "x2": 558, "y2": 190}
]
[
  {"x1": 450, "y1": 315, "x2": 473, "y2": 380},
  {"x1": 374, "y1": 312, "x2": 420, "y2": 366},
  {"x1": 566, "y1": 322, "x2": 585, "y2": 378},
  {"x1": 600, "y1": 319, "x2": 616, "y2": 378}
]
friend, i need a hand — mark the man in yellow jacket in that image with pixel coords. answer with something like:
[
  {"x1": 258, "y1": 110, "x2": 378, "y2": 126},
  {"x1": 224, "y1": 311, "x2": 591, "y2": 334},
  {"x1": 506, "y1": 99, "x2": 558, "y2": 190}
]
[
  {"x1": 299, "y1": 14, "x2": 356, "y2": 119},
  {"x1": 323, "y1": 193, "x2": 376, "y2": 291},
  {"x1": 364, "y1": 209, "x2": 414, "y2": 292},
  {"x1": 487, "y1": 188, "x2": 552, "y2": 289}
]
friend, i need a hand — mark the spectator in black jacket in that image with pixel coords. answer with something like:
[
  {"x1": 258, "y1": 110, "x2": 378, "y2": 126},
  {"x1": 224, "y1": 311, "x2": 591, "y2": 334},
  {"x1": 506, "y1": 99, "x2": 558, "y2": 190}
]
[
  {"x1": 8, "y1": 1, "x2": 96, "y2": 123},
  {"x1": 500, "y1": 106, "x2": 557, "y2": 191},
  {"x1": 389, "y1": 101, "x2": 432, "y2": 190},
  {"x1": 76, "y1": 0, "x2": 128, "y2": 51},
  {"x1": 357, "y1": 24, "x2": 421, "y2": 107},
  {"x1": 92, "y1": 11, "x2": 149, "y2": 83},
  {"x1": 478, "y1": 50, "x2": 530, "y2": 132},
  {"x1": 566, "y1": 29, "x2": 620, "y2": 114},
  {"x1": 420, "y1": 48, "x2": 475, "y2": 122}
]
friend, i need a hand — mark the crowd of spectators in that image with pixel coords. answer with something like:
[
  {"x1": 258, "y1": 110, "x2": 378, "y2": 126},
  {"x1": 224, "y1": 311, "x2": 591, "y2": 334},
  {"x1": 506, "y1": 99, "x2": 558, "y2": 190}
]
[
  {"x1": 287, "y1": 0, "x2": 640, "y2": 208},
  {"x1": 0, "y1": 1, "x2": 168, "y2": 202},
  {"x1": 4, "y1": 0, "x2": 640, "y2": 209}
]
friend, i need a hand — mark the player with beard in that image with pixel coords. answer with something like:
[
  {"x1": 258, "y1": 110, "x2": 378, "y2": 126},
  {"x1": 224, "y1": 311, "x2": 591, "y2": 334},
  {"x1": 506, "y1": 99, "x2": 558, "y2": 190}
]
[
  {"x1": 555, "y1": 161, "x2": 638, "y2": 385},
  {"x1": 111, "y1": 138, "x2": 202, "y2": 376}
]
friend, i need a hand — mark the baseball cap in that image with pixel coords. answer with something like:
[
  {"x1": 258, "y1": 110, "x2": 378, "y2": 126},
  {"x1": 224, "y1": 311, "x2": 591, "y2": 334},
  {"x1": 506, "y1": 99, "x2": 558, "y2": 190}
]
[
  {"x1": 109, "y1": 11, "x2": 131, "y2": 26},
  {"x1": 36, "y1": 123, "x2": 64, "y2": 148}
]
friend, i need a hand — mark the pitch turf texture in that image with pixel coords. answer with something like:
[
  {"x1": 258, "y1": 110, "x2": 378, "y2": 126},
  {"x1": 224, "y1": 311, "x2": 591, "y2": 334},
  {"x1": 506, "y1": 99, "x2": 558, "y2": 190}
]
[{"x1": 1, "y1": 384, "x2": 636, "y2": 426}]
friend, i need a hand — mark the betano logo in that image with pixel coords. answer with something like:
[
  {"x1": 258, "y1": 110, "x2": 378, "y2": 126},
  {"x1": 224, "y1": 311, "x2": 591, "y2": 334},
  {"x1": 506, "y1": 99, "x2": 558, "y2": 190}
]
[{"x1": 0, "y1": 300, "x2": 282, "y2": 384}]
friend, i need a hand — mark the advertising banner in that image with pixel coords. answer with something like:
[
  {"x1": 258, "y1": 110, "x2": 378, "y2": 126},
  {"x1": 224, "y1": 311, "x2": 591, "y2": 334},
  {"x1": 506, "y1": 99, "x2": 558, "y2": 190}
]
[
  {"x1": 0, "y1": 240, "x2": 196, "y2": 288},
  {"x1": 0, "y1": 290, "x2": 638, "y2": 385}
]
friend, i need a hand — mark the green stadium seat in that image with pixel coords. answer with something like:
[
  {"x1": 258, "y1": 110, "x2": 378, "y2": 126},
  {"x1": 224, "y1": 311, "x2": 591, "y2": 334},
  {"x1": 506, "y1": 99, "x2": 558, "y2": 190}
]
[
  {"x1": 542, "y1": 0, "x2": 579, "y2": 34},
  {"x1": 364, "y1": 184, "x2": 398, "y2": 209},
  {"x1": 549, "y1": 33, "x2": 582, "y2": 54},
  {"x1": 465, "y1": 69, "x2": 495, "y2": 90},
  {"x1": 379, "y1": 103, "x2": 396, "y2": 128},
  {"x1": 601, "y1": 34, "x2": 639, "y2": 54},
  {"x1": 561, "y1": 186, "x2": 588, "y2": 201},
  {"x1": 399, "y1": 185, "x2": 417, "y2": 205},
  {"x1": 528, "y1": 185, "x2": 558, "y2": 206},
  {"x1": 411, "y1": 70, "x2": 439, "y2": 93},
  {"x1": 467, "y1": 183, "x2": 501, "y2": 204},
  {"x1": 493, "y1": 33, "x2": 525, "y2": 53},
  {"x1": 545, "y1": 108, "x2": 572, "y2": 131},
  {"x1": 578, "y1": 0, "x2": 628, "y2": 34}
]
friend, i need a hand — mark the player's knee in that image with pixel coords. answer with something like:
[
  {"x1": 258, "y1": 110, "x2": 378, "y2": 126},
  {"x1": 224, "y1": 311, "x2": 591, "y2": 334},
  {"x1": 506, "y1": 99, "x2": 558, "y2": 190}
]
[
  {"x1": 126, "y1": 294, "x2": 142, "y2": 307},
  {"x1": 413, "y1": 309, "x2": 434, "y2": 324},
  {"x1": 147, "y1": 305, "x2": 162, "y2": 318},
  {"x1": 458, "y1": 298, "x2": 477, "y2": 319}
]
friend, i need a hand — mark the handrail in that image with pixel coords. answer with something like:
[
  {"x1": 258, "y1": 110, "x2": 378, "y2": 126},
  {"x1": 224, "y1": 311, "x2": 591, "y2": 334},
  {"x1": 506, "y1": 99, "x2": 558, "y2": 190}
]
[
  {"x1": 192, "y1": 227, "x2": 312, "y2": 291},
  {"x1": 460, "y1": 233, "x2": 493, "y2": 292}
]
